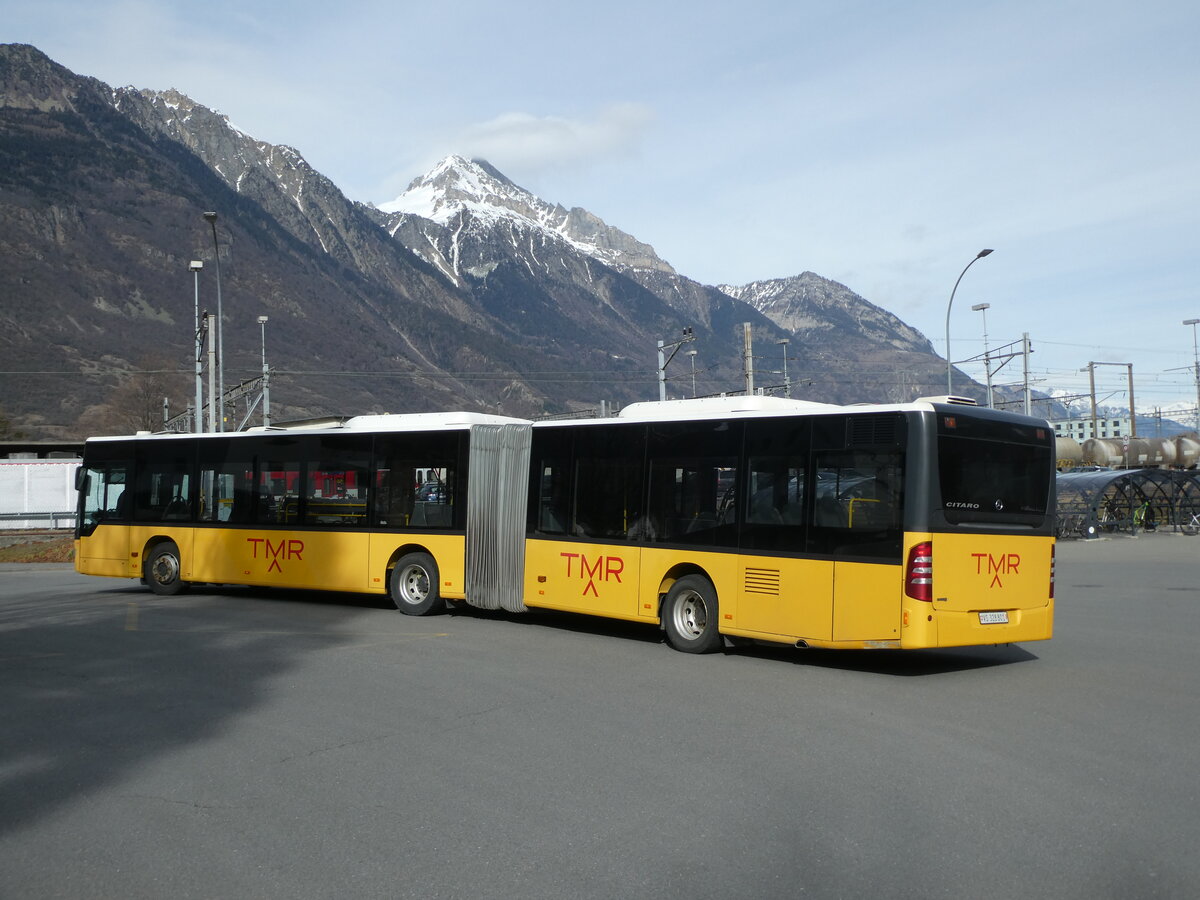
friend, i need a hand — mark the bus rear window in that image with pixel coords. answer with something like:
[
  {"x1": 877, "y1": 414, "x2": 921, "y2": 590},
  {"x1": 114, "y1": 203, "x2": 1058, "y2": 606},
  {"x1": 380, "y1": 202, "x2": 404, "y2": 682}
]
[{"x1": 937, "y1": 431, "x2": 1052, "y2": 526}]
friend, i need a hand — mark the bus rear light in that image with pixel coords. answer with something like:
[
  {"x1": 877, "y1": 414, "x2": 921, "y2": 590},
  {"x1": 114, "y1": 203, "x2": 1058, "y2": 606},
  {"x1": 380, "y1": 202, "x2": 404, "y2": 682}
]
[
  {"x1": 905, "y1": 541, "x2": 933, "y2": 602},
  {"x1": 1050, "y1": 543, "x2": 1056, "y2": 600}
]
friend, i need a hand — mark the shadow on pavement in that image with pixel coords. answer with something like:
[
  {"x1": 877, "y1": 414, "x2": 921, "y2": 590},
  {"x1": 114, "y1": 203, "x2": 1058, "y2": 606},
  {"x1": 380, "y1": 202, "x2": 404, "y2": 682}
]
[{"x1": 0, "y1": 576, "x2": 380, "y2": 837}]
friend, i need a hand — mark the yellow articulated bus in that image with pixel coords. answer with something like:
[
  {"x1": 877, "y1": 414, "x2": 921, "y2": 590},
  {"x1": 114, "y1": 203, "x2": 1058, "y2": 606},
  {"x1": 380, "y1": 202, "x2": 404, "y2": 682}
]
[
  {"x1": 74, "y1": 413, "x2": 530, "y2": 614},
  {"x1": 75, "y1": 396, "x2": 1055, "y2": 654}
]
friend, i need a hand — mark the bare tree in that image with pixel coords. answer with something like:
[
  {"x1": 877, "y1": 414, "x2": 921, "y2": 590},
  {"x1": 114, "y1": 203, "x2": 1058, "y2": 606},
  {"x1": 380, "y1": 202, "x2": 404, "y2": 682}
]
[
  {"x1": 0, "y1": 405, "x2": 26, "y2": 440},
  {"x1": 78, "y1": 356, "x2": 187, "y2": 435}
]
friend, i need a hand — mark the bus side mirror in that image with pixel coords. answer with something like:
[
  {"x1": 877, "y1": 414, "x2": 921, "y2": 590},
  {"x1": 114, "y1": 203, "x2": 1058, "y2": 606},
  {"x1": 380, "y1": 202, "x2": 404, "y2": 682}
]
[{"x1": 75, "y1": 467, "x2": 88, "y2": 491}]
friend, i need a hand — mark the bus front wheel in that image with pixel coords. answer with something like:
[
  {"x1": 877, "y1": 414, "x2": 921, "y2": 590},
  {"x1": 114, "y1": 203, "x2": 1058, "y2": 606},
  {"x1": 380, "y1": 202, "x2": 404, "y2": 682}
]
[
  {"x1": 145, "y1": 541, "x2": 188, "y2": 596},
  {"x1": 663, "y1": 575, "x2": 722, "y2": 654},
  {"x1": 390, "y1": 552, "x2": 443, "y2": 616}
]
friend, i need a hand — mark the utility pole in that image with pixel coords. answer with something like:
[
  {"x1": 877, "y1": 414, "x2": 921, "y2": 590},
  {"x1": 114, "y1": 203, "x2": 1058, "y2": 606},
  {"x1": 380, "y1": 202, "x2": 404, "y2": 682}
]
[
  {"x1": 189, "y1": 260, "x2": 204, "y2": 432},
  {"x1": 972, "y1": 302, "x2": 992, "y2": 407},
  {"x1": 203, "y1": 212, "x2": 224, "y2": 431},
  {"x1": 206, "y1": 312, "x2": 218, "y2": 433},
  {"x1": 257, "y1": 315, "x2": 271, "y2": 427},
  {"x1": 743, "y1": 323, "x2": 754, "y2": 395},
  {"x1": 1086, "y1": 361, "x2": 1136, "y2": 439},
  {"x1": 1126, "y1": 362, "x2": 1136, "y2": 437},
  {"x1": 1022, "y1": 333, "x2": 1031, "y2": 415},
  {"x1": 1184, "y1": 319, "x2": 1199, "y2": 433},
  {"x1": 655, "y1": 327, "x2": 695, "y2": 401},
  {"x1": 1087, "y1": 362, "x2": 1097, "y2": 439}
]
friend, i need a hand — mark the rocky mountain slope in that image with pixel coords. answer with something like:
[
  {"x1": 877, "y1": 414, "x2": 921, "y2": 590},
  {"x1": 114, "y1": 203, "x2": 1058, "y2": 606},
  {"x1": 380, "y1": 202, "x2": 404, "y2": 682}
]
[
  {"x1": 370, "y1": 156, "x2": 981, "y2": 405},
  {"x1": 1, "y1": 43, "x2": 996, "y2": 438}
]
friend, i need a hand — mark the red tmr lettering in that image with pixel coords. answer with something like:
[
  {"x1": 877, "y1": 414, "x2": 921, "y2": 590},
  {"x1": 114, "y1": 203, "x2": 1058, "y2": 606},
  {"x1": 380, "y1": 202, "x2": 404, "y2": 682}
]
[
  {"x1": 1008, "y1": 553, "x2": 1020, "y2": 574},
  {"x1": 560, "y1": 552, "x2": 579, "y2": 577},
  {"x1": 289, "y1": 540, "x2": 304, "y2": 560},
  {"x1": 605, "y1": 556, "x2": 624, "y2": 583},
  {"x1": 582, "y1": 555, "x2": 603, "y2": 597},
  {"x1": 247, "y1": 537, "x2": 264, "y2": 558},
  {"x1": 266, "y1": 539, "x2": 284, "y2": 573}
]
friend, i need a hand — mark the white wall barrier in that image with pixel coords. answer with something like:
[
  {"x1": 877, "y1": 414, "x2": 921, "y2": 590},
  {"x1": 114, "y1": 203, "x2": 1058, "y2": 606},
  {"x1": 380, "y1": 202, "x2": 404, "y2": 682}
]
[{"x1": 0, "y1": 460, "x2": 79, "y2": 530}]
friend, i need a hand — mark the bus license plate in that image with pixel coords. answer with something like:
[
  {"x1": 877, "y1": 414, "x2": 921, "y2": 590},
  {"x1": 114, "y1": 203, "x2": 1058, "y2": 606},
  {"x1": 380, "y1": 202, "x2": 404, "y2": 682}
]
[{"x1": 979, "y1": 611, "x2": 1009, "y2": 625}]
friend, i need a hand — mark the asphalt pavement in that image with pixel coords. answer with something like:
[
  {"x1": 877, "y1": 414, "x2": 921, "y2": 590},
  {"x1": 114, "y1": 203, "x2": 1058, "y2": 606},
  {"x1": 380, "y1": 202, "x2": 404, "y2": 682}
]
[{"x1": 1, "y1": 533, "x2": 1197, "y2": 899}]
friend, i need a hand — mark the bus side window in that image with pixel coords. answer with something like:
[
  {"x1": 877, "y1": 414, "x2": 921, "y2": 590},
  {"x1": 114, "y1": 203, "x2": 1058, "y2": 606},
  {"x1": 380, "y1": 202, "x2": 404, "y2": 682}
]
[
  {"x1": 647, "y1": 460, "x2": 737, "y2": 544},
  {"x1": 740, "y1": 459, "x2": 806, "y2": 552},
  {"x1": 409, "y1": 464, "x2": 454, "y2": 528},
  {"x1": 374, "y1": 466, "x2": 413, "y2": 527},
  {"x1": 304, "y1": 437, "x2": 370, "y2": 526},
  {"x1": 133, "y1": 454, "x2": 193, "y2": 523},
  {"x1": 747, "y1": 461, "x2": 805, "y2": 526},
  {"x1": 257, "y1": 466, "x2": 298, "y2": 523},
  {"x1": 537, "y1": 462, "x2": 569, "y2": 534},
  {"x1": 810, "y1": 450, "x2": 903, "y2": 559},
  {"x1": 574, "y1": 456, "x2": 643, "y2": 540}
]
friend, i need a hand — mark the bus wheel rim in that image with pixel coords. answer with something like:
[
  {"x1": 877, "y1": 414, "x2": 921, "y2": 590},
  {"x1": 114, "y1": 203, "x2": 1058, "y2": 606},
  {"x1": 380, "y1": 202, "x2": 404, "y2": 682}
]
[
  {"x1": 673, "y1": 589, "x2": 706, "y2": 638},
  {"x1": 399, "y1": 564, "x2": 429, "y2": 604},
  {"x1": 152, "y1": 553, "x2": 179, "y2": 585}
]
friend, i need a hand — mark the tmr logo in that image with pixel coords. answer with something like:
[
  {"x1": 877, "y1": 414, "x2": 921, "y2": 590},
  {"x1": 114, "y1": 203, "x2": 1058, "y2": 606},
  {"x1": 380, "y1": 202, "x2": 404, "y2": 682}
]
[
  {"x1": 972, "y1": 552, "x2": 1020, "y2": 588},
  {"x1": 247, "y1": 537, "x2": 304, "y2": 574},
  {"x1": 560, "y1": 552, "x2": 624, "y2": 597}
]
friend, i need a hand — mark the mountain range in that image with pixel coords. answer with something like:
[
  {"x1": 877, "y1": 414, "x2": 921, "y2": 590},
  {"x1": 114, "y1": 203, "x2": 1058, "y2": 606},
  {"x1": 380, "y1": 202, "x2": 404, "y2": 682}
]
[{"x1": 1, "y1": 43, "x2": 1002, "y2": 439}]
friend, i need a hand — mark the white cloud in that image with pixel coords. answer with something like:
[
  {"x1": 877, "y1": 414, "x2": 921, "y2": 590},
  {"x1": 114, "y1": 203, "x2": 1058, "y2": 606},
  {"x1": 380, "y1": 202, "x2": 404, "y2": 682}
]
[{"x1": 456, "y1": 104, "x2": 655, "y2": 173}]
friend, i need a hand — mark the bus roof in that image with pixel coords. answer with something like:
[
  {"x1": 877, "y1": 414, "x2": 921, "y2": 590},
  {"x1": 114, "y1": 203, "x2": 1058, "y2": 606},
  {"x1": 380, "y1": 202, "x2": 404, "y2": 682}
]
[
  {"x1": 83, "y1": 411, "x2": 530, "y2": 443},
  {"x1": 532, "y1": 395, "x2": 1048, "y2": 428},
  {"x1": 618, "y1": 396, "x2": 837, "y2": 420}
]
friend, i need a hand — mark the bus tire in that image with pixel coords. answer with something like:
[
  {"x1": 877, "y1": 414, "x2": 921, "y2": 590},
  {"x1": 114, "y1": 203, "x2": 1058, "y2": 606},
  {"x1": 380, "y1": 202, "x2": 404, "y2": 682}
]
[
  {"x1": 390, "y1": 552, "x2": 443, "y2": 616},
  {"x1": 145, "y1": 541, "x2": 188, "y2": 596},
  {"x1": 663, "y1": 575, "x2": 722, "y2": 654}
]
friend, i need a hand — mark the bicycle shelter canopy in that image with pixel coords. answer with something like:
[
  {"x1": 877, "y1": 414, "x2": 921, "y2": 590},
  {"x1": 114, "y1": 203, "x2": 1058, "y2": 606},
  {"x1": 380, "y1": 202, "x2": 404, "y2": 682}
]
[{"x1": 1056, "y1": 468, "x2": 1200, "y2": 537}]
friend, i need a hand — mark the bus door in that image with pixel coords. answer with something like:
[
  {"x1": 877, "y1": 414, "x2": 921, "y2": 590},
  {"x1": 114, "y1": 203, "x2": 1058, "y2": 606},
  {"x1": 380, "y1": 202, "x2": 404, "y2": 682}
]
[
  {"x1": 76, "y1": 459, "x2": 132, "y2": 578},
  {"x1": 814, "y1": 450, "x2": 904, "y2": 643},
  {"x1": 739, "y1": 459, "x2": 833, "y2": 640}
]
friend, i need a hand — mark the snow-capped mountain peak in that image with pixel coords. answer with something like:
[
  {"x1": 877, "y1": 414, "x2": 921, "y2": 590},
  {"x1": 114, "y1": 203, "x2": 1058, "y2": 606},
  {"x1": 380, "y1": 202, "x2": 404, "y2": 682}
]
[{"x1": 379, "y1": 156, "x2": 674, "y2": 274}]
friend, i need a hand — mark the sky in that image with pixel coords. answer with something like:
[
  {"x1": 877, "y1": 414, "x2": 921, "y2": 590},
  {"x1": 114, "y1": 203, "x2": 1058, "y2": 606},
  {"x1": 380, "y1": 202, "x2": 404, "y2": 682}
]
[{"x1": 7, "y1": 0, "x2": 1200, "y2": 417}]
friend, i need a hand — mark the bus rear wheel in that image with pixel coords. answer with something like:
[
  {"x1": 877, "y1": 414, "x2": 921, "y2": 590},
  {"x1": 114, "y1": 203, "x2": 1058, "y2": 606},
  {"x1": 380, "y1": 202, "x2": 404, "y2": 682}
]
[
  {"x1": 145, "y1": 541, "x2": 188, "y2": 596},
  {"x1": 390, "y1": 552, "x2": 443, "y2": 616},
  {"x1": 663, "y1": 575, "x2": 722, "y2": 654}
]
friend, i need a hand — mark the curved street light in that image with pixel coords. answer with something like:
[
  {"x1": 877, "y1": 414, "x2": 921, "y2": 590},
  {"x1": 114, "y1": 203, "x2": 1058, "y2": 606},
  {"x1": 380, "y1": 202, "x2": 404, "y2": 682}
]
[{"x1": 945, "y1": 248, "x2": 994, "y2": 395}]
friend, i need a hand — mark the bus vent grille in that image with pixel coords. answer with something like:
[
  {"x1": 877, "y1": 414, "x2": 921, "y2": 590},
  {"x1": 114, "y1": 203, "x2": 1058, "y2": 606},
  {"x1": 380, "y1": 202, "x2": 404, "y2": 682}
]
[
  {"x1": 848, "y1": 414, "x2": 898, "y2": 446},
  {"x1": 744, "y1": 567, "x2": 781, "y2": 596}
]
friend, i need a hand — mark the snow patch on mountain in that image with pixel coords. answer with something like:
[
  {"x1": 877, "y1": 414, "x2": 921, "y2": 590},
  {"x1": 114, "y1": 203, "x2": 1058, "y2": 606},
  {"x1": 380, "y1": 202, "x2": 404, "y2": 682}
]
[{"x1": 380, "y1": 156, "x2": 674, "y2": 274}]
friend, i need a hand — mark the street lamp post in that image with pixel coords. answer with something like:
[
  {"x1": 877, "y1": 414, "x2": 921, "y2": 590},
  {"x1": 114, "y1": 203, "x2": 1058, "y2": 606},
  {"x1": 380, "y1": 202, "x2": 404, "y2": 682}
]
[
  {"x1": 1185, "y1": 318, "x2": 1200, "y2": 433},
  {"x1": 777, "y1": 338, "x2": 791, "y2": 397},
  {"x1": 203, "y1": 211, "x2": 224, "y2": 431},
  {"x1": 686, "y1": 349, "x2": 698, "y2": 398},
  {"x1": 944, "y1": 249, "x2": 994, "y2": 395},
  {"x1": 257, "y1": 315, "x2": 271, "y2": 427},
  {"x1": 971, "y1": 302, "x2": 992, "y2": 408},
  {"x1": 188, "y1": 260, "x2": 204, "y2": 432}
]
